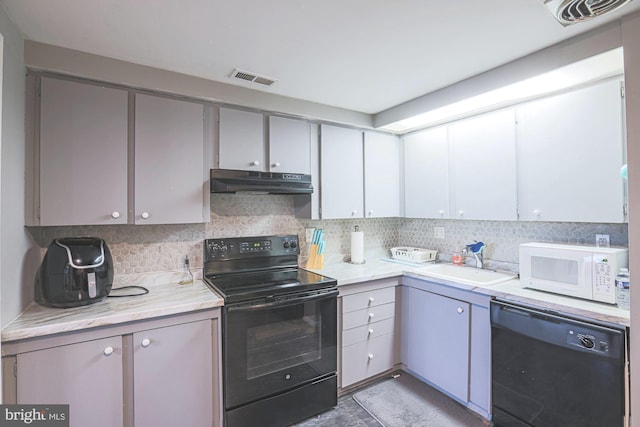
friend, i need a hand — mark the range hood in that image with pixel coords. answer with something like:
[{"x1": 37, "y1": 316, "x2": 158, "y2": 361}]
[{"x1": 211, "y1": 169, "x2": 313, "y2": 194}]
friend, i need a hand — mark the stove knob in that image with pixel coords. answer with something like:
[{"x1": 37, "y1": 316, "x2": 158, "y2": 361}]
[
  {"x1": 290, "y1": 241, "x2": 297, "y2": 249},
  {"x1": 283, "y1": 242, "x2": 290, "y2": 249}
]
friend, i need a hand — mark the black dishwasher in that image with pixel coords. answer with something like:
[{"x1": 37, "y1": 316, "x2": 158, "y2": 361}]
[{"x1": 490, "y1": 299, "x2": 626, "y2": 427}]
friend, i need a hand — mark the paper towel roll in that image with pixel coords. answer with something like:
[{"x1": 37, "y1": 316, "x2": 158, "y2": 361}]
[{"x1": 351, "y1": 231, "x2": 364, "y2": 264}]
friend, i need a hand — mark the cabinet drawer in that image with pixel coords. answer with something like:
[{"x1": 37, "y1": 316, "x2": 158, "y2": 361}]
[
  {"x1": 342, "y1": 317, "x2": 395, "y2": 347},
  {"x1": 341, "y1": 334, "x2": 395, "y2": 388},
  {"x1": 342, "y1": 302, "x2": 395, "y2": 330},
  {"x1": 342, "y1": 286, "x2": 395, "y2": 313}
]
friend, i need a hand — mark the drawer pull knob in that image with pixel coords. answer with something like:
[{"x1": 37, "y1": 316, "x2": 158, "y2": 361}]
[
  {"x1": 141, "y1": 211, "x2": 150, "y2": 219},
  {"x1": 111, "y1": 211, "x2": 121, "y2": 219},
  {"x1": 368, "y1": 328, "x2": 374, "y2": 335},
  {"x1": 103, "y1": 346, "x2": 114, "y2": 356},
  {"x1": 141, "y1": 338, "x2": 151, "y2": 348},
  {"x1": 368, "y1": 353, "x2": 374, "y2": 361},
  {"x1": 457, "y1": 307, "x2": 464, "y2": 314},
  {"x1": 250, "y1": 160, "x2": 260, "y2": 167},
  {"x1": 368, "y1": 313, "x2": 375, "y2": 320},
  {"x1": 368, "y1": 296, "x2": 375, "y2": 303}
]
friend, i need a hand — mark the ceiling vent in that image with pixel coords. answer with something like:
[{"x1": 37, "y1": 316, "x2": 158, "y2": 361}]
[
  {"x1": 229, "y1": 69, "x2": 278, "y2": 87},
  {"x1": 544, "y1": 0, "x2": 633, "y2": 25}
]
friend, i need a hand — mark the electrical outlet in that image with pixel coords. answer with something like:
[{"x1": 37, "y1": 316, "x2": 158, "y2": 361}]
[
  {"x1": 434, "y1": 227, "x2": 445, "y2": 239},
  {"x1": 596, "y1": 234, "x2": 610, "y2": 248},
  {"x1": 306, "y1": 228, "x2": 316, "y2": 243}
]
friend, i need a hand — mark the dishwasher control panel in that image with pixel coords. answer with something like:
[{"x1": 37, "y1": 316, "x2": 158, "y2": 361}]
[{"x1": 568, "y1": 329, "x2": 610, "y2": 353}]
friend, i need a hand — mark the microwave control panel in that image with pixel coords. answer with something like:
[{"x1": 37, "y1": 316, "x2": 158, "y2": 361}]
[{"x1": 593, "y1": 255, "x2": 615, "y2": 301}]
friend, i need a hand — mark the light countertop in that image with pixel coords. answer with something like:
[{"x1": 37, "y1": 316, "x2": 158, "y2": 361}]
[
  {"x1": 1, "y1": 272, "x2": 224, "y2": 342},
  {"x1": 4, "y1": 257, "x2": 629, "y2": 343},
  {"x1": 310, "y1": 258, "x2": 630, "y2": 328}
]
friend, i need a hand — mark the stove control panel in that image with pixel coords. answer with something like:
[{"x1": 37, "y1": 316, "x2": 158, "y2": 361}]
[{"x1": 204, "y1": 235, "x2": 300, "y2": 261}]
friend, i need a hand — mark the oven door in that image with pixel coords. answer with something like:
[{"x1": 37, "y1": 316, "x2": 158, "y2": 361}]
[{"x1": 223, "y1": 289, "x2": 338, "y2": 410}]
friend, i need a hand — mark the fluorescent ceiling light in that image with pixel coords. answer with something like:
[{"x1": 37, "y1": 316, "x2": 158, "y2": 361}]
[{"x1": 379, "y1": 47, "x2": 624, "y2": 133}]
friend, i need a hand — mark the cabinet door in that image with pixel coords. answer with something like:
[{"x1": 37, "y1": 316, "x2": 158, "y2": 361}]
[
  {"x1": 320, "y1": 125, "x2": 364, "y2": 219},
  {"x1": 219, "y1": 108, "x2": 265, "y2": 171},
  {"x1": 133, "y1": 320, "x2": 213, "y2": 427},
  {"x1": 516, "y1": 79, "x2": 625, "y2": 222},
  {"x1": 39, "y1": 77, "x2": 128, "y2": 226},
  {"x1": 403, "y1": 126, "x2": 449, "y2": 218},
  {"x1": 135, "y1": 94, "x2": 206, "y2": 224},
  {"x1": 450, "y1": 109, "x2": 517, "y2": 220},
  {"x1": 269, "y1": 116, "x2": 311, "y2": 174},
  {"x1": 17, "y1": 336, "x2": 123, "y2": 427},
  {"x1": 364, "y1": 132, "x2": 400, "y2": 218},
  {"x1": 406, "y1": 287, "x2": 470, "y2": 403}
]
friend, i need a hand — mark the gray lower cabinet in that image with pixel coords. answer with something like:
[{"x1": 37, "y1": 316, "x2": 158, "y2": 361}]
[
  {"x1": 339, "y1": 278, "x2": 399, "y2": 389},
  {"x1": 400, "y1": 277, "x2": 491, "y2": 418},
  {"x1": 2, "y1": 310, "x2": 221, "y2": 427},
  {"x1": 16, "y1": 335, "x2": 124, "y2": 427},
  {"x1": 133, "y1": 320, "x2": 213, "y2": 426}
]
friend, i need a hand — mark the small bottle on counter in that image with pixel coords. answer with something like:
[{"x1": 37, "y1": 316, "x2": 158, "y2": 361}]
[
  {"x1": 179, "y1": 255, "x2": 194, "y2": 285},
  {"x1": 615, "y1": 267, "x2": 630, "y2": 310}
]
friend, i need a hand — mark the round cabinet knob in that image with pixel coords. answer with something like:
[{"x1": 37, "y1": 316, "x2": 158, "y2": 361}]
[
  {"x1": 457, "y1": 307, "x2": 464, "y2": 314},
  {"x1": 103, "y1": 346, "x2": 114, "y2": 356},
  {"x1": 250, "y1": 160, "x2": 260, "y2": 167},
  {"x1": 458, "y1": 210, "x2": 464, "y2": 217},
  {"x1": 439, "y1": 210, "x2": 445, "y2": 216},
  {"x1": 533, "y1": 209, "x2": 541, "y2": 217},
  {"x1": 368, "y1": 312, "x2": 375, "y2": 320},
  {"x1": 141, "y1": 338, "x2": 151, "y2": 348},
  {"x1": 111, "y1": 211, "x2": 121, "y2": 219},
  {"x1": 368, "y1": 210, "x2": 374, "y2": 217},
  {"x1": 368, "y1": 353, "x2": 374, "y2": 361},
  {"x1": 141, "y1": 212, "x2": 150, "y2": 219},
  {"x1": 272, "y1": 162, "x2": 281, "y2": 168},
  {"x1": 368, "y1": 296, "x2": 375, "y2": 303},
  {"x1": 368, "y1": 329, "x2": 374, "y2": 335},
  {"x1": 351, "y1": 210, "x2": 358, "y2": 216}
]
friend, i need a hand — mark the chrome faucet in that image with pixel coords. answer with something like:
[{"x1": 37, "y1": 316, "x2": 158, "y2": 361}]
[{"x1": 465, "y1": 241, "x2": 485, "y2": 269}]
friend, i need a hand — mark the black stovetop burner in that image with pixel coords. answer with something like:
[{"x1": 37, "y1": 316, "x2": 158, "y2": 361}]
[{"x1": 202, "y1": 235, "x2": 337, "y2": 304}]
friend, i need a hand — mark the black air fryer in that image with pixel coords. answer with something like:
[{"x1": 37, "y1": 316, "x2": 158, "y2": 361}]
[{"x1": 36, "y1": 237, "x2": 114, "y2": 308}]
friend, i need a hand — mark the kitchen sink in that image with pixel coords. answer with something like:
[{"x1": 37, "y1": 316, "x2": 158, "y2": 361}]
[{"x1": 417, "y1": 263, "x2": 517, "y2": 286}]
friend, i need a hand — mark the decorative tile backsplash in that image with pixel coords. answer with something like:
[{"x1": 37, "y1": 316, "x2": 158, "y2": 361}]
[{"x1": 28, "y1": 195, "x2": 628, "y2": 275}]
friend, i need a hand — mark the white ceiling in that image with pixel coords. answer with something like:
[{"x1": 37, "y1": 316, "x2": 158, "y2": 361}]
[{"x1": 2, "y1": 0, "x2": 640, "y2": 114}]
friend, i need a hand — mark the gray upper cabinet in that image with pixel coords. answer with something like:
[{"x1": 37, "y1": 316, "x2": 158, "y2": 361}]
[
  {"x1": 38, "y1": 77, "x2": 129, "y2": 226},
  {"x1": 320, "y1": 124, "x2": 364, "y2": 219},
  {"x1": 403, "y1": 126, "x2": 450, "y2": 219},
  {"x1": 269, "y1": 116, "x2": 311, "y2": 174},
  {"x1": 364, "y1": 132, "x2": 400, "y2": 218},
  {"x1": 134, "y1": 94, "x2": 207, "y2": 225},
  {"x1": 218, "y1": 108, "x2": 312, "y2": 174},
  {"x1": 449, "y1": 109, "x2": 518, "y2": 221},
  {"x1": 218, "y1": 108, "x2": 265, "y2": 171},
  {"x1": 33, "y1": 76, "x2": 209, "y2": 226},
  {"x1": 516, "y1": 78, "x2": 626, "y2": 223}
]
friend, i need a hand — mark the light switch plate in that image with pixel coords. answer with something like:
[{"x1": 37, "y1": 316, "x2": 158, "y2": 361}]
[
  {"x1": 596, "y1": 234, "x2": 610, "y2": 248},
  {"x1": 306, "y1": 228, "x2": 316, "y2": 243},
  {"x1": 434, "y1": 226, "x2": 445, "y2": 239}
]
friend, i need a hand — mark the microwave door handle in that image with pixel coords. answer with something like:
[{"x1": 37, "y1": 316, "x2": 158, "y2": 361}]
[{"x1": 227, "y1": 289, "x2": 338, "y2": 312}]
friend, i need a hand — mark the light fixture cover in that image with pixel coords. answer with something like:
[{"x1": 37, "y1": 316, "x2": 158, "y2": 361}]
[{"x1": 544, "y1": 0, "x2": 633, "y2": 26}]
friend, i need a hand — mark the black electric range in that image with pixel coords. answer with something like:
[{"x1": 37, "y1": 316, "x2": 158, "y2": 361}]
[{"x1": 202, "y1": 235, "x2": 338, "y2": 427}]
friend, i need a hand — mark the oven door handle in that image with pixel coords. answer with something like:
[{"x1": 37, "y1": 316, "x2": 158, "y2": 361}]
[{"x1": 227, "y1": 289, "x2": 339, "y2": 311}]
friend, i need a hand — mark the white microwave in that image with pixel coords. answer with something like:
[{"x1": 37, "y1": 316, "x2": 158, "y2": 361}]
[{"x1": 519, "y1": 242, "x2": 628, "y2": 304}]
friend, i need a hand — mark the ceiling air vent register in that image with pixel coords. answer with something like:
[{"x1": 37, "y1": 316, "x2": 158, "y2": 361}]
[
  {"x1": 230, "y1": 69, "x2": 278, "y2": 87},
  {"x1": 544, "y1": 0, "x2": 633, "y2": 25}
]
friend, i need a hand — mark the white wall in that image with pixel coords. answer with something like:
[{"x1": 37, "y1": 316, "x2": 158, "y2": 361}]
[{"x1": 0, "y1": 5, "x2": 35, "y2": 326}]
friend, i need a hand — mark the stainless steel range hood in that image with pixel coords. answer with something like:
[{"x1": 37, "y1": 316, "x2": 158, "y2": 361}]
[{"x1": 210, "y1": 169, "x2": 313, "y2": 194}]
